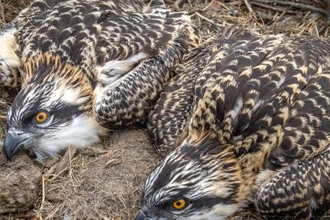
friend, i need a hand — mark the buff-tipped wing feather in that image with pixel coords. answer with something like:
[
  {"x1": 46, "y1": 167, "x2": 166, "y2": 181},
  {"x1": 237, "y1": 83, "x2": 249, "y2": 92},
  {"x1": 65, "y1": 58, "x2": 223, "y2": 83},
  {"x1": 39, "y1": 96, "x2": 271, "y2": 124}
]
[
  {"x1": 141, "y1": 27, "x2": 330, "y2": 219},
  {"x1": 93, "y1": 9, "x2": 199, "y2": 127},
  {"x1": 147, "y1": 46, "x2": 213, "y2": 155},
  {"x1": 1, "y1": 0, "x2": 199, "y2": 160},
  {"x1": 256, "y1": 150, "x2": 330, "y2": 219}
]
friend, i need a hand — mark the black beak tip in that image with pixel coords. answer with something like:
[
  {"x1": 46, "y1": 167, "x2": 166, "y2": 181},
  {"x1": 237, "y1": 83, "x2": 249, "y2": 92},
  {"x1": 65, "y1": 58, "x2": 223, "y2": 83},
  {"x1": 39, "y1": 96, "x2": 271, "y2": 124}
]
[
  {"x1": 3, "y1": 133, "x2": 24, "y2": 161},
  {"x1": 135, "y1": 211, "x2": 146, "y2": 220},
  {"x1": 3, "y1": 149, "x2": 12, "y2": 161},
  {"x1": 3, "y1": 136, "x2": 14, "y2": 161}
]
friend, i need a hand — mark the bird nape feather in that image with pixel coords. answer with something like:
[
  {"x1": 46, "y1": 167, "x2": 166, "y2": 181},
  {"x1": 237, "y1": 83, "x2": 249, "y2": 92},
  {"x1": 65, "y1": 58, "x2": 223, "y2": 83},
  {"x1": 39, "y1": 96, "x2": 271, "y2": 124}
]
[
  {"x1": 138, "y1": 27, "x2": 330, "y2": 219},
  {"x1": 0, "y1": 0, "x2": 199, "y2": 160}
]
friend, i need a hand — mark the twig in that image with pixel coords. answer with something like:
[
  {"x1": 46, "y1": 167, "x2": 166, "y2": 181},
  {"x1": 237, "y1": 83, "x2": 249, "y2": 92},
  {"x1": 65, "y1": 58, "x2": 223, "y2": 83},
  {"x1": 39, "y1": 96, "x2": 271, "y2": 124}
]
[
  {"x1": 104, "y1": 158, "x2": 122, "y2": 168},
  {"x1": 194, "y1": 12, "x2": 222, "y2": 27},
  {"x1": 271, "y1": 11, "x2": 286, "y2": 24},
  {"x1": 202, "y1": 0, "x2": 215, "y2": 12},
  {"x1": 45, "y1": 146, "x2": 77, "y2": 179},
  {"x1": 243, "y1": 0, "x2": 258, "y2": 20},
  {"x1": 251, "y1": 2, "x2": 290, "y2": 13},
  {"x1": 251, "y1": 0, "x2": 327, "y2": 15},
  {"x1": 36, "y1": 174, "x2": 46, "y2": 220},
  {"x1": 173, "y1": 0, "x2": 185, "y2": 10},
  {"x1": 0, "y1": 114, "x2": 6, "y2": 120},
  {"x1": 214, "y1": 1, "x2": 230, "y2": 11},
  {"x1": 7, "y1": 212, "x2": 37, "y2": 219},
  {"x1": 305, "y1": 14, "x2": 322, "y2": 37},
  {"x1": 68, "y1": 146, "x2": 75, "y2": 180}
]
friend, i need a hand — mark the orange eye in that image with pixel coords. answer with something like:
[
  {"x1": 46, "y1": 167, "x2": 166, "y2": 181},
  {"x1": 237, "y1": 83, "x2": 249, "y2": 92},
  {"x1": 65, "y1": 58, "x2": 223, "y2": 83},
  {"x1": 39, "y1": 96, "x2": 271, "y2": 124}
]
[
  {"x1": 35, "y1": 111, "x2": 49, "y2": 123},
  {"x1": 172, "y1": 199, "x2": 186, "y2": 210}
]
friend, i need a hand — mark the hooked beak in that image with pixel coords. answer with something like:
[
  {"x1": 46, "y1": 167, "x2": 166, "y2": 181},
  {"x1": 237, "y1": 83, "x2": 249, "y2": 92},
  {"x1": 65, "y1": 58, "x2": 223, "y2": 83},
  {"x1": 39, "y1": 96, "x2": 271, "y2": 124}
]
[
  {"x1": 3, "y1": 128, "x2": 37, "y2": 160},
  {"x1": 135, "y1": 210, "x2": 146, "y2": 220}
]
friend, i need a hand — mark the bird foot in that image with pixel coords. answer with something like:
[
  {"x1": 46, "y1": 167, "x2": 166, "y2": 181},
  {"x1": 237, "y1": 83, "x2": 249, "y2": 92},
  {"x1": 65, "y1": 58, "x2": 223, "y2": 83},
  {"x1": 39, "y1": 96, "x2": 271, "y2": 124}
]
[{"x1": 95, "y1": 52, "x2": 148, "y2": 87}]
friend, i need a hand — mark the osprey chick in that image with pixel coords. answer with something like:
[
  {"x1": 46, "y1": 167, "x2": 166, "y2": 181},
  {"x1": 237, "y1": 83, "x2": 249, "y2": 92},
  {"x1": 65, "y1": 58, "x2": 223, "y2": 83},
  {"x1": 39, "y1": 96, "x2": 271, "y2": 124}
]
[
  {"x1": 1, "y1": 0, "x2": 199, "y2": 160},
  {"x1": 138, "y1": 28, "x2": 330, "y2": 219}
]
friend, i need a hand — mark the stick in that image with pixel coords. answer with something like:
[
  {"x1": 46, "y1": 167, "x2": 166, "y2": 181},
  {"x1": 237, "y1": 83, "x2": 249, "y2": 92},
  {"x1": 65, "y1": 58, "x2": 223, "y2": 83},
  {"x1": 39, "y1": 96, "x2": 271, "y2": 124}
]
[
  {"x1": 243, "y1": 0, "x2": 258, "y2": 20},
  {"x1": 173, "y1": 0, "x2": 185, "y2": 10},
  {"x1": 202, "y1": 0, "x2": 215, "y2": 12},
  {"x1": 194, "y1": 12, "x2": 222, "y2": 27},
  {"x1": 68, "y1": 146, "x2": 75, "y2": 180},
  {"x1": 251, "y1": 0, "x2": 327, "y2": 15},
  {"x1": 45, "y1": 146, "x2": 77, "y2": 179},
  {"x1": 36, "y1": 174, "x2": 46, "y2": 220},
  {"x1": 8, "y1": 212, "x2": 37, "y2": 219},
  {"x1": 214, "y1": 1, "x2": 230, "y2": 11},
  {"x1": 251, "y1": 2, "x2": 290, "y2": 13}
]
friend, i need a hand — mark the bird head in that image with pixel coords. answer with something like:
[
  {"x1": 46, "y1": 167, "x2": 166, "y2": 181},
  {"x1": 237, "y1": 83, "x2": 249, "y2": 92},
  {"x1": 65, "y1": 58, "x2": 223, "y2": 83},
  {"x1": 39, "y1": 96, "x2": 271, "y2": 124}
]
[
  {"x1": 136, "y1": 132, "x2": 250, "y2": 220},
  {"x1": 4, "y1": 54, "x2": 107, "y2": 160}
]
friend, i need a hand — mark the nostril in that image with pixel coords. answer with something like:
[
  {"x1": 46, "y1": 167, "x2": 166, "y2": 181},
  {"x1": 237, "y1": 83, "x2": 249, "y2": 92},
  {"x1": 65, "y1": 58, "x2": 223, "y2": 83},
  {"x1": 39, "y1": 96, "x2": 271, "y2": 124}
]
[
  {"x1": 8, "y1": 128, "x2": 24, "y2": 136},
  {"x1": 16, "y1": 131, "x2": 24, "y2": 136}
]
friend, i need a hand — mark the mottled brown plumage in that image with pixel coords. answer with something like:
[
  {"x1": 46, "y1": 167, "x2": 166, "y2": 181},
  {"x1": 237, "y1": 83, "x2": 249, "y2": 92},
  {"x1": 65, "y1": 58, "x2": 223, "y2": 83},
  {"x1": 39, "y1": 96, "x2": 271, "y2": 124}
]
[
  {"x1": 256, "y1": 150, "x2": 330, "y2": 219},
  {"x1": 0, "y1": 0, "x2": 199, "y2": 160},
  {"x1": 139, "y1": 27, "x2": 330, "y2": 219}
]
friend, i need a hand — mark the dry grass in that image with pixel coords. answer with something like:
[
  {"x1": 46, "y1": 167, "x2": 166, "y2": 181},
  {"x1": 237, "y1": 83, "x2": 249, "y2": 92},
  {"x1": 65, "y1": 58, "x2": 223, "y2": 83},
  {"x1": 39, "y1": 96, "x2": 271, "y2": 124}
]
[
  {"x1": 182, "y1": 0, "x2": 330, "y2": 41},
  {"x1": 0, "y1": 0, "x2": 31, "y2": 25},
  {"x1": 37, "y1": 130, "x2": 160, "y2": 220},
  {"x1": 0, "y1": 0, "x2": 330, "y2": 219}
]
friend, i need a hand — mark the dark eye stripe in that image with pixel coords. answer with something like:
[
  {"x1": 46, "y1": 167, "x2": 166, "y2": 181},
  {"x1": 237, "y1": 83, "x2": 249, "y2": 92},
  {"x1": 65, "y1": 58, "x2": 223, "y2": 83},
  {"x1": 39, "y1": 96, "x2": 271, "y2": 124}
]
[{"x1": 189, "y1": 195, "x2": 236, "y2": 210}]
